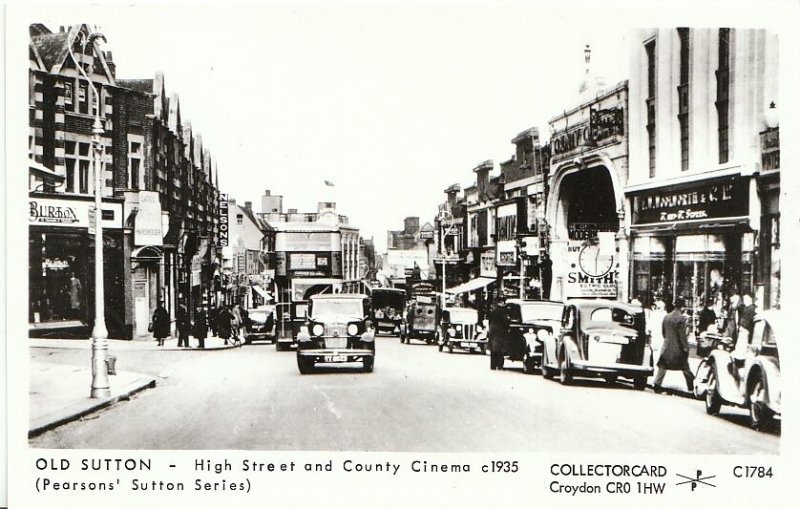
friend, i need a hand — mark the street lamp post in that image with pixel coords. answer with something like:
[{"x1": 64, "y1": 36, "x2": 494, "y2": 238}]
[
  {"x1": 438, "y1": 205, "x2": 456, "y2": 310},
  {"x1": 67, "y1": 25, "x2": 110, "y2": 398}
]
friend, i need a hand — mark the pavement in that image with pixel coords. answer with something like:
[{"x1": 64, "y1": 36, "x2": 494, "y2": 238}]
[{"x1": 28, "y1": 334, "x2": 240, "y2": 437}]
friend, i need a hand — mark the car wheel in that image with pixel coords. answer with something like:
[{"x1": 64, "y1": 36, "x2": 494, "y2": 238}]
[
  {"x1": 438, "y1": 341, "x2": 444, "y2": 352},
  {"x1": 748, "y1": 371, "x2": 773, "y2": 431},
  {"x1": 276, "y1": 342, "x2": 284, "y2": 352},
  {"x1": 362, "y1": 357, "x2": 374, "y2": 373},
  {"x1": 480, "y1": 345, "x2": 487, "y2": 355},
  {"x1": 297, "y1": 357, "x2": 313, "y2": 374},
  {"x1": 633, "y1": 377, "x2": 646, "y2": 391},
  {"x1": 705, "y1": 365, "x2": 722, "y2": 416},
  {"x1": 448, "y1": 343, "x2": 454, "y2": 353},
  {"x1": 559, "y1": 353, "x2": 572, "y2": 385}
]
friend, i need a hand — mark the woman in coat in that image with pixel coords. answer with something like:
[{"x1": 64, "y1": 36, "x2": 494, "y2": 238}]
[
  {"x1": 217, "y1": 306, "x2": 234, "y2": 344},
  {"x1": 193, "y1": 307, "x2": 208, "y2": 349},
  {"x1": 152, "y1": 301, "x2": 171, "y2": 347}
]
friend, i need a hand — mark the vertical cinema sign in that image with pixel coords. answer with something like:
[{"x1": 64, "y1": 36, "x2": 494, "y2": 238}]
[{"x1": 218, "y1": 194, "x2": 229, "y2": 247}]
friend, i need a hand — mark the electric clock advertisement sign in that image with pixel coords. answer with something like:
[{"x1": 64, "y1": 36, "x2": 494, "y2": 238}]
[{"x1": 564, "y1": 234, "x2": 618, "y2": 298}]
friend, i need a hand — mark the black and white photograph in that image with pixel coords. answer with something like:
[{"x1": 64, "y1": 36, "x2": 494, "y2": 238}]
[{"x1": 5, "y1": 1, "x2": 799, "y2": 508}]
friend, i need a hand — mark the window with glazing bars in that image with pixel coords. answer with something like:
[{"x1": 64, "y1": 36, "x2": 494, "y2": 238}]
[
  {"x1": 677, "y1": 28, "x2": 690, "y2": 171},
  {"x1": 716, "y1": 28, "x2": 730, "y2": 163},
  {"x1": 646, "y1": 40, "x2": 657, "y2": 177}
]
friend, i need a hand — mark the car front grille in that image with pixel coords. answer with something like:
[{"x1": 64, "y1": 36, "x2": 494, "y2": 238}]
[{"x1": 325, "y1": 336, "x2": 348, "y2": 349}]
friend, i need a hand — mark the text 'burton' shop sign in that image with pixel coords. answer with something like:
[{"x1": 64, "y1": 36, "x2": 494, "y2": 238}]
[
  {"x1": 218, "y1": 194, "x2": 229, "y2": 247},
  {"x1": 565, "y1": 238, "x2": 618, "y2": 298},
  {"x1": 632, "y1": 177, "x2": 749, "y2": 225}
]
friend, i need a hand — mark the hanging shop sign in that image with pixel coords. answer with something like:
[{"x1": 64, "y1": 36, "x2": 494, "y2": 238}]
[
  {"x1": 133, "y1": 191, "x2": 162, "y2": 246},
  {"x1": 480, "y1": 251, "x2": 496, "y2": 278},
  {"x1": 218, "y1": 193, "x2": 229, "y2": 247},
  {"x1": 496, "y1": 240, "x2": 517, "y2": 267},
  {"x1": 631, "y1": 177, "x2": 749, "y2": 225},
  {"x1": 551, "y1": 107, "x2": 625, "y2": 157},
  {"x1": 565, "y1": 240, "x2": 618, "y2": 298}
]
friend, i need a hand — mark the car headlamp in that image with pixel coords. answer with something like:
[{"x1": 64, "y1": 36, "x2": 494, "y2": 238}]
[
  {"x1": 476, "y1": 325, "x2": 484, "y2": 333},
  {"x1": 312, "y1": 324, "x2": 324, "y2": 336},
  {"x1": 537, "y1": 329, "x2": 550, "y2": 341},
  {"x1": 456, "y1": 324, "x2": 462, "y2": 332},
  {"x1": 448, "y1": 328, "x2": 456, "y2": 337},
  {"x1": 347, "y1": 323, "x2": 359, "y2": 336}
]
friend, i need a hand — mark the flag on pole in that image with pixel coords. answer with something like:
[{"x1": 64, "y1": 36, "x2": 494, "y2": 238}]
[{"x1": 324, "y1": 180, "x2": 335, "y2": 186}]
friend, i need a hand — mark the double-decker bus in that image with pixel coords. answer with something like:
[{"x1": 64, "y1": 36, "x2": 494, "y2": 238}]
[{"x1": 273, "y1": 222, "x2": 362, "y2": 349}]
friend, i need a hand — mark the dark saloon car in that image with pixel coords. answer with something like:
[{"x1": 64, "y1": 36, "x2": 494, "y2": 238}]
[
  {"x1": 438, "y1": 307, "x2": 487, "y2": 354},
  {"x1": 295, "y1": 294, "x2": 375, "y2": 374},
  {"x1": 245, "y1": 305, "x2": 275, "y2": 344},
  {"x1": 499, "y1": 299, "x2": 564, "y2": 373},
  {"x1": 546, "y1": 299, "x2": 652, "y2": 389}
]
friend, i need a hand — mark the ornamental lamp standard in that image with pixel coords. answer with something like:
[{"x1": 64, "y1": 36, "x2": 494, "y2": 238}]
[
  {"x1": 437, "y1": 205, "x2": 456, "y2": 311},
  {"x1": 765, "y1": 101, "x2": 779, "y2": 130},
  {"x1": 67, "y1": 25, "x2": 110, "y2": 398}
]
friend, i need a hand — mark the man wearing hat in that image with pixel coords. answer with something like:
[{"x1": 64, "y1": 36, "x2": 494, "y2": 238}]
[
  {"x1": 488, "y1": 294, "x2": 509, "y2": 370},
  {"x1": 653, "y1": 297, "x2": 695, "y2": 393}
]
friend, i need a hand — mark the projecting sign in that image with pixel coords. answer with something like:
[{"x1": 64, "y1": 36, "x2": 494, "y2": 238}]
[
  {"x1": 564, "y1": 240, "x2": 618, "y2": 298},
  {"x1": 134, "y1": 191, "x2": 163, "y2": 246},
  {"x1": 218, "y1": 193, "x2": 229, "y2": 247}
]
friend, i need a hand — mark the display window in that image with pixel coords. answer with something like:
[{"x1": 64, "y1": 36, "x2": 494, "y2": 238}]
[{"x1": 29, "y1": 231, "x2": 88, "y2": 325}]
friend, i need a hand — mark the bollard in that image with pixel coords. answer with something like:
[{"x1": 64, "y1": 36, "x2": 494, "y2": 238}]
[{"x1": 106, "y1": 355, "x2": 117, "y2": 375}]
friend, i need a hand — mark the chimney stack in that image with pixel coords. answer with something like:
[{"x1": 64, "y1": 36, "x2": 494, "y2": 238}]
[{"x1": 244, "y1": 201, "x2": 252, "y2": 211}]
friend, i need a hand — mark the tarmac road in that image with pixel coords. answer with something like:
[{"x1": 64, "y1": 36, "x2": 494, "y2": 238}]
[{"x1": 30, "y1": 337, "x2": 779, "y2": 453}]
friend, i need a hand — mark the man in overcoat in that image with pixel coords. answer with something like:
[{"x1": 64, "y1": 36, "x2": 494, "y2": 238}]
[
  {"x1": 488, "y1": 295, "x2": 508, "y2": 370},
  {"x1": 653, "y1": 298, "x2": 694, "y2": 393}
]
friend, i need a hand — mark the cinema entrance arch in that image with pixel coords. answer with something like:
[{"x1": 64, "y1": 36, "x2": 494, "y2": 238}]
[{"x1": 546, "y1": 156, "x2": 628, "y2": 301}]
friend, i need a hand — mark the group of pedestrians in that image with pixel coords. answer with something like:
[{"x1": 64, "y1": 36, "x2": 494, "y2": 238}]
[{"x1": 150, "y1": 300, "x2": 250, "y2": 348}]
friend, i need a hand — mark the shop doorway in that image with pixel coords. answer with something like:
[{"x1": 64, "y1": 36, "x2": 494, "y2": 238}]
[{"x1": 134, "y1": 280, "x2": 149, "y2": 336}]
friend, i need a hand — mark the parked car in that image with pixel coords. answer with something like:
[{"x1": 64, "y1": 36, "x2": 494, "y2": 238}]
[
  {"x1": 693, "y1": 310, "x2": 780, "y2": 431},
  {"x1": 401, "y1": 297, "x2": 439, "y2": 345},
  {"x1": 551, "y1": 299, "x2": 652, "y2": 389},
  {"x1": 295, "y1": 294, "x2": 375, "y2": 374},
  {"x1": 500, "y1": 299, "x2": 565, "y2": 374},
  {"x1": 371, "y1": 288, "x2": 406, "y2": 336},
  {"x1": 438, "y1": 307, "x2": 487, "y2": 354},
  {"x1": 245, "y1": 305, "x2": 275, "y2": 344}
]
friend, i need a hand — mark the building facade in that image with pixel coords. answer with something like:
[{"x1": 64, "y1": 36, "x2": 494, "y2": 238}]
[
  {"x1": 626, "y1": 28, "x2": 780, "y2": 326},
  {"x1": 28, "y1": 23, "x2": 225, "y2": 339}
]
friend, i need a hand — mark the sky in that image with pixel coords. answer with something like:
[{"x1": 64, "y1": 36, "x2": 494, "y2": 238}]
[{"x1": 35, "y1": 5, "x2": 634, "y2": 252}]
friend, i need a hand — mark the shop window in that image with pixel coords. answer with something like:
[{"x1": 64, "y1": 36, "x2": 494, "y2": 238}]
[{"x1": 29, "y1": 232, "x2": 88, "y2": 325}]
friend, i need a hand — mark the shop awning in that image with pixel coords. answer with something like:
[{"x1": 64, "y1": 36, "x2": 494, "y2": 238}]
[
  {"x1": 131, "y1": 245, "x2": 164, "y2": 260},
  {"x1": 29, "y1": 160, "x2": 64, "y2": 183},
  {"x1": 252, "y1": 285, "x2": 273, "y2": 301},
  {"x1": 446, "y1": 277, "x2": 495, "y2": 295}
]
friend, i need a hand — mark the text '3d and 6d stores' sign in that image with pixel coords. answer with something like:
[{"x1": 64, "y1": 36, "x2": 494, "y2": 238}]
[{"x1": 632, "y1": 177, "x2": 749, "y2": 225}]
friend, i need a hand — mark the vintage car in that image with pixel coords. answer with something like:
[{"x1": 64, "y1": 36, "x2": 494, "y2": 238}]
[
  {"x1": 295, "y1": 294, "x2": 375, "y2": 374},
  {"x1": 437, "y1": 307, "x2": 487, "y2": 354},
  {"x1": 550, "y1": 299, "x2": 652, "y2": 389},
  {"x1": 500, "y1": 299, "x2": 564, "y2": 374},
  {"x1": 693, "y1": 310, "x2": 780, "y2": 431},
  {"x1": 371, "y1": 288, "x2": 406, "y2": 336},
  {"x1": 244, "y1": 305, "x2": 275, "y2": 344},
  {"x1": 400, "y1": 296, "x2": 440, "y2": 345}
]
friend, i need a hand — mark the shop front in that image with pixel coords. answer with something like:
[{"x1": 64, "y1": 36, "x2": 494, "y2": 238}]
[
  {"x1": 28, "y1": 194, "x2": 125, "y2": 338},
  {"x1": 628, "y1": 174, "x2": 754, "y2": 334}
]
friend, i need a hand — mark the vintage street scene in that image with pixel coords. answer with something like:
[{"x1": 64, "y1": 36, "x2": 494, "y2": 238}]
[{"x1": 25, "y1": 15, "x2": 781, "y2": 454}]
